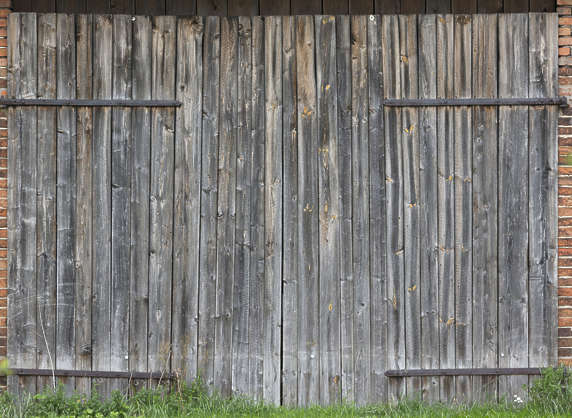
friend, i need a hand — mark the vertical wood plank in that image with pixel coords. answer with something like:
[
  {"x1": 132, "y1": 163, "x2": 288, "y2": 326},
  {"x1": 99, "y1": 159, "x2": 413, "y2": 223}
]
[
  {"x1": 36, "y1": 12, "x2": 57, "y2": 394},
  {"x1": 92, "y1": 14, "x2": 112, "y2": 397},
  {"x1": 498, "y1": 13, "x2": 529, "y2": 401},
  {"x1": 296, "y1": 15, "x2": 319, "y2": 406},
  {"x1": 57, "y1": 0, "x2": 86, "y2": 13},
  {"x1": 260, "y1": 0, "x2": 290, "y2": 15},
  {"x1": 74, "y1": 13, "x2": 93, "y2": 396},
  {"x1": 136, "y1": 0, "x2": 165, "y2": 14},
  {"x1": 452, "y1": 0, "x2": 476, "y2": 13},
  {"x1": 109, "y1": 0, "x2": 136, "y2": 13},
  {"x1": 504, "y1": 0, "x2": 528, "y2": 12},
  {"x1": 400, "y1": 14, "x2": 421, "y2": 400},
  {"x1": 528, "y1": 12, "x2": 558, "y2": 373},
  {"x1": 281, "y1": 14, "x2": 298, "y2": 407},
  {"x1": 229, "y1": 0, "x2": 259, "y2": 15},
  {"x1": 382, "y1": 14, "x2": 405, "y2": 403},
  {"x1": 471, "y1": 13, "x2": 498, "y2": 402},
  {"x1": 110, "y1": 14, "x2": 132, "y2": 394},
  {"x1": 477, "y1": 0, "x2": 502, "y2": 12},
  {"x1": 323, "y1": 0, "x2": 348, "y2": 14},
  {"x1": 214, "y1": 16, "x2": 238, "y2": 398},
  {"x1": 264, "y1": 16, "x2": 282, "y2": 405},
  {"x1": 292, "y1": 0, "x2": 321, "y2": 15},
  {"x1": 8, "y1": 12, "x2": 37, "y2": 395},
  {"x1": 453, "y1": 13, "x2": 472, "y2": 403},
  {"x1": 198, "y1": 16, "x2": 220, "y2": 391},
  {"x1": 231, "y1": 15, "x2": 251, "y2": 398},
  {"x1": 56, "y1": 13, "x2": 76, "y2": 394},
  {"x1": 197, "y1": 0, "x2": 227, "y2": 15},
  {"x1": 418, "y1": 14, "x2": 439, "y2": 403},
  {"x1": 148, "y1": 15, "x2": 176, "y2": 378},
  {"x1": 436, "y1": 13, "x2": 455, "y2": 403},
  {"x1": 335, "y1": 14, "x2": 353, "y2": 406},
  {"x1": 166, "y1": 0, "x2": 197, "y2": 14},
  {"x1": 172, "y1": 16, "x2": 203, "y2": 385},
  {"x1": 530, "y1": 0, "x2": 555, "y2": 12},
  {"x1": 375, "y1": 0, "x2": 399, "y2": 13},
  {"x1": 350, "y1": 0, "x2": 373, "y2": 14},
  {"x1": 367, "y1": 13, "x2": 387, "y2": 405},
  {"x1": 316, "y1": 14, "x2": 341, "y2": 406},
  {"x1": 426, "y1": 0, "x2": 451, "y2": 13},
  {"x1": 130, "y1": 15, "x2": 152, "y2": 391},
  {"x1": 401, "y1": 0, "x2": 425, "y2": 13},
  {"x1": 351, "y1": 15, "x2": 371, "y2": 406},
  {"x1": 248, "y1": 15, "x2": 265, "y2": 401}
]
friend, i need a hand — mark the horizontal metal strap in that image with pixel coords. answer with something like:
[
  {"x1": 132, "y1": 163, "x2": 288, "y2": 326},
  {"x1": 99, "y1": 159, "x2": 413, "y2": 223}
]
[
  {"x1": 10, "y1": 368, "x2": 175, "y2": 380},
  {"x1": 0, "y1": 99, "x2": 182, "y2": 107},
  {"x1": 383, "y1": 97, "x2": 568, "y2": 107},
  {"x1": 385, "y1": 368, "x2": 542, "y2": 377}
]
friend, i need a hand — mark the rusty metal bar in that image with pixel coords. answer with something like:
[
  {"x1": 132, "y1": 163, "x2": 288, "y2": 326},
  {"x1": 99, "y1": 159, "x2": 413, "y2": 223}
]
[
  {"x1": 9, "y1": 368, "x2": 176, "y2": 380},
  {"x1": 385, "y1": 368, "x2": 543, "y2": 377},
  {"x1": 382, "y1": 97, "x2": 568, "y2": 107},
  {"x1": 0, "y1": 99, "x2": 182, "y2": 107}
]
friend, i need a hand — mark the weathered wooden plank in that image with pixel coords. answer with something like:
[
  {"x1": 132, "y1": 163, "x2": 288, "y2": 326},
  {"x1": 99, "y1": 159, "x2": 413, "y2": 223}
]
[
  {"x1": 400, "y1": 14, "x2": 421, "y2": 400},
  {"x1": 471, "y1": 13, "x2": 498, "y2": 402},
  {"x1": 401, "y1": 0, "x2": 424, "y2": 13},
  {"x1": 229, "y1": 0, "x2": 259, "y2": 15},
  {"x1": 436, "y1": 13, "x2": 455, "y2": 403},
  {"x1": 92, "y1": 14, "x2": 112, "y2": 397},
  {"x1": 197, "y1": 0, "x2": 226, "y2": 15},
  {"x1": 418, "y1": 14, "x2": 439, "y2": 403},
  {"x1": 530, "y1": 0, "x2": 555, "y2": 12},
  {"x1": 382, "y1": 14, "x2": 405, "y2": 403},
  {"x1": 167, "y1": 0, "x2": 197, "y2": 14},
  {"x1": 260, "y1": 0, "x2": 290, "y2": 15},
  {"x1": 214, "y1": 16, "x2": 238, "y2": 398},
  {"x1": 263, "y1": 16, "x2": 282, "y2": 405},
  {"x1": 148, "y1": 15, "x2": 176, "y2": 378},
  {"x1": 367, "y1": 14, "x2": 386, "y2": 405},
  {"x1": 130, "y1": 15, "x2": 152, "y2": 392},
  {"x1": 452, "y1": 0, "x2": 476, "y2": 13},
  {"x1": 198, "y1": 16, "x2": 220, "y2": 391},
  {"x1": 350, "y1": 0, "x2": 373, "y2": 14},
  {"x1": 172, "y1": 16, "x2": 203, "y2": 386},
  {"x1": 57, "y1": 0, "x2": 86, "y2": 13},
  {"x1": 296, "y1": 15, "x2": 319, "y2": 406},
  {"x1": 231, "y1": 15, "x2": 251, "y2": 398},
  {"x1": 528, "y1": 12, "x2": 558, "y2": 375},
  {"x1": 110, "y1": 14, "x2": 132, "y2": 395},
  {"x1": 135, "y1": 0, "x2": 165, "y2": 14},
  {"x1": 316, "y1": 14, "x2": 341, "y2": 406},
  {"x1": 248, "y1": 15, "x2": 265, "y2": 401},
  {"x1": 350, "y1": 15, "x2": 370, "y2": 407},
  {"x1": 375, "y1": 0, "x2": 399, "y2": 13},
  {"x1": 336, "y1": 15, "x2": 353, "y2": 405},
  {"x1": 8, "y1": 12, "x2": 37, "y2": 395},
  {"x1": 453, "y1": 14, "x2": 472, "y2": 403},
  {"x1": 477, "y1": 0, "x2": 502, "y2": 12},
  {"x1": 74, "y1": 13, "x2": 93, "y2": 396},
  {"x1": 323, "y1": 0, "x2": 348, "y2": 14},
  {"x1": 292, "y1": 0, "x2": 321, "y2": 15},
  {"x1": 56, "y1": 13, "x2": 76, "y2": 394},
  {"x1": 426, "y1": 0, "x2": 451, "y2": 13},
  {"x1": 504, "y1": 0, "x2": 528, "y2": 12},
  {"x1": 498, "y1": 13, "x2": 529, "y2": 401}
]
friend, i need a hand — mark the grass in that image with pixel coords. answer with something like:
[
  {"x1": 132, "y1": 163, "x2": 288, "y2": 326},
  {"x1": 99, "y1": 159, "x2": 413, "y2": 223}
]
[{"x1": 1, "y1": 367, "x2": 571, "y2": 417}]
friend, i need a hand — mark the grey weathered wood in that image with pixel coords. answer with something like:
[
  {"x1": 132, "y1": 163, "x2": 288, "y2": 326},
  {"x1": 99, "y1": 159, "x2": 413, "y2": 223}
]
[
  {"x1": 148, "y1": 15, "x2": 176, "y2": 377},
  {"x1": 367, "y1": 14, "x2": 387, "y2": 405},
  {"x1": 36, "y1": 13, "x2": 57, "y2": 394},
  {"x1": 130, "y1": 15, "x2": 152, "y2": 392},
  {"x1": 453, "y1": 14, "x2": 472, "y2": 403},
  {"x1": 418, "y1": 14, "x2": 439, "y2": 403},
  {"x1": 248, "y1": 16, "x2": 265, "y2": 401},
  {"x1": 198, "y1": 16, "x2": 220, "y2": 391},
  {"x1": 471, "y1": 13, "x2": 498, "y2": 402},
  {"x1": 336, "y1": 14, "x2": 354, "y2": 405},
  {"x1": 231, "y1": 15, "x2": 251, "y2": 398},
  {"x1": 281, "y1": 15, "x2": 298, "y2": 407},
  {"x1": 296, "y1": 15, "x2": 319, "y2": 406},
  {"x1": 74, "y1": 13, "x2": 92, "y2": 396},
  {"x1": 528, "y1": 12, "x2": 558, "y2": 377},
  {"x1": 110, "y1": 14, "x2": 132, "y2": 394},
  {"x1": 172, "y1": 16, "x2": 203, "y2": 385},
  {"x1": 498, "y1": 13, "x2": 529, "y2": 401},
  {"x1": 56, "y1": 13, "x2": 75, "y2": 394},
  {"x1": 92, "y1": 14, "x2": 112, "y2": 397},
  {"x1": 264, "y1": 16, "x2": 282, "y2": 405},
  {"x1": 382, "y1": 14, "x2": 405, "y2": 403},
  {"x1": 8, "y1": 12, "x2": 38, "y2": 395},
  {"x1": 350, "y1": 15, "x2": 371, "y2": 406},
  {"x1": 316, "y1": 14, "x2": 341, "y2": 406},
  {"x1": 214, "y1": 16, "x2": 237, "y2": 398},
  {"x1": 436, "y1": 13, "x2": 455, "y2": 403},
  {"x1": 400, "y1": 14, "x2": 421, "y2": 400}
]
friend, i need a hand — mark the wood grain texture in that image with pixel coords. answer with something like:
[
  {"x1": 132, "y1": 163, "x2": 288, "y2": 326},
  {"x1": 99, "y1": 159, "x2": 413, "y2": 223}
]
[
  {"x1": 316, "y1": 14, "x2": 341, "y2": 406},
  {"x1": 74, "y1": 13, "x2": 93, "y2": 396},
  {"x1": 498, "y1": 13, "x2": 529, "y2": 400},
  {"x1": 296, "y1": 15, "x2": 319, "y2": 407},
  {"x1": 376, "y1": 0, "x2": 399, "y2": 13},
  {"x1": 148, "y1": 15, "x2": 176, "y2": 377},
  {"x1": 292, "y1": 0, "x2": 321, "y2": 15},
  {"x1": 323, "y1": 0, "x2": 348, "y2": 14},
  {"x1": 263, "y1": 16, "x2": 282, "y2": 405},
  {"x1": 471, "y1": 13, "x2": 498, "y2": 402},
  {"x1": 229, "y1": 0, "x2": 259, "y2": 15},
  {"x1": 197, "y1": 0, "x2": 227, "y2": 15},
  {"x1": 92, "y1": 14, "x2": 112, "y2": 397},
  {"x1": 426, "y1": 0, "x2": 450, "y2": 13},
  {"x1": 452, "y1": 0, "x2": 476, "y2": 13},
  {"x1": 281, "y1": 15, "x2": 298, "y2": 407},
  {"x1": 166, "y1": 0, "x2": 197, "y2": 14},
  {"x1": 8, "y1": 12, "x2": 38, "y2": 395},
  {"x1": 260, "y1": 0, "x2": 290, "y2": 15}
]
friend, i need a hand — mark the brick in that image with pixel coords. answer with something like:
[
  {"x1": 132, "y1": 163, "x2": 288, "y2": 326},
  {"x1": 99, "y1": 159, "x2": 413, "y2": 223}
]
[
  {"x1": 561, "y1": 27, "x2": 572, "y2": 36},
  {"x1": 560, "y1": 247, "x2": 572, "y2": 256},
  {"x1": 559, "y1": 347, "x2": 572, "y2": 356},
  {"x1": 560, "y1": 317, "x2": 572, "y2": 326},
  {"x1": 560, "y1": 187, "x2": 572, "y2": 196},
  {"x1": 560, "y1": 278, "x2": 572, "y2": 286},
  {"x1": 559, "y1": 297, "x2": 572, "y2": 306},
  {"x1": 559, "y1": 327, "x2": 572, "y2": 337},
  {"x1": 559, "y1": 6, "x2": 572, "y2": 14},
  {"x1": 0, "y1": 0, "x2": 11, "y2": 6},
  {"x1": 560, "y1": 47, "x2": 570, "y2": 56},
  {"x1": 560, "y1": 56, "x2": 572, "y2": 66},
  {"x1": 559, "y1": 77, "x2": 572, "y2": 86},
  {"x1": 560, "y1": 217, "x2": 572, "y2": 227},
  {"x1": 559, "y1": 0, "x2": 572, "y2": 5},
  {"x1": 560, "y1": 67, "x2": 572, "y2": 76},
  {"x1": 560, "y1": 337, "x2": 572, "y2": 347},
  {"x1": 561, "y1": 37, "x2": 572, "y2": 46}
]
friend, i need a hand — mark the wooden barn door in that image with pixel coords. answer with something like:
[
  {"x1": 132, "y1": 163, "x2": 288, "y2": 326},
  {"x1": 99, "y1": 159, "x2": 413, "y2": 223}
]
[{"x1": 8, "y1": 13, "x2": 558, "y2": 405}]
